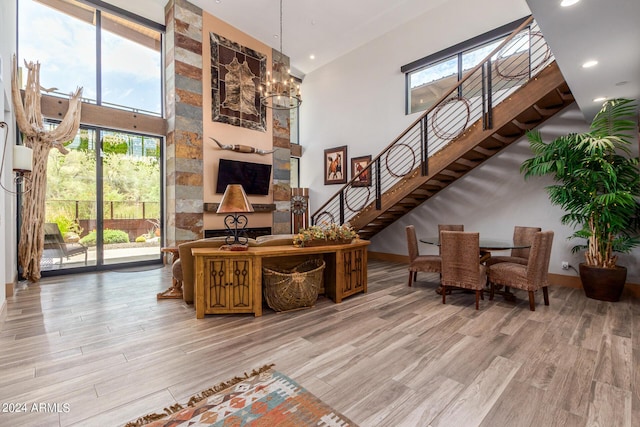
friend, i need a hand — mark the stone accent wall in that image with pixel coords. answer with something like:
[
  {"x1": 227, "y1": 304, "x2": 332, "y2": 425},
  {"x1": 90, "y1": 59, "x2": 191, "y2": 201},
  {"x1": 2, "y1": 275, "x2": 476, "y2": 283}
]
[
  {"x1": 165, "y1": 0, "x2": 204, "y2": 245},
  {"x1": 165, "y1": 1, "x2": 293, "y2": 241}
]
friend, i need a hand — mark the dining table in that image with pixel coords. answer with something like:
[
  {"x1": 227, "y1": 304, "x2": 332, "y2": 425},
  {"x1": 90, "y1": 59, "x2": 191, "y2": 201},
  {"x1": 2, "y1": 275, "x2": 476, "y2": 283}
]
[
  {"x1": 419, "y1": 236, "x2": 531, "y2": 251},
  {"x1": 419, "y1": 236, "x2": 531, "y2": 300}
]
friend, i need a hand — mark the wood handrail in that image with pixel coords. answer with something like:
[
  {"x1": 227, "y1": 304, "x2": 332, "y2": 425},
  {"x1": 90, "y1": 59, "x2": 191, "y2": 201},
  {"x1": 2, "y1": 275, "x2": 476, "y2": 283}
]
[{"x1": 312, "y1": 16, "x2": 535, "y2": 220}]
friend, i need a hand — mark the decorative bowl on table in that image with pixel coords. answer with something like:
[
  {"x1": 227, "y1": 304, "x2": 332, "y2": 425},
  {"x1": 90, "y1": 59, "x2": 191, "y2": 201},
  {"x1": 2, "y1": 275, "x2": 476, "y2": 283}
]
[{"x1": 293, "y1": 223, "x2": 358, "y2": 247}]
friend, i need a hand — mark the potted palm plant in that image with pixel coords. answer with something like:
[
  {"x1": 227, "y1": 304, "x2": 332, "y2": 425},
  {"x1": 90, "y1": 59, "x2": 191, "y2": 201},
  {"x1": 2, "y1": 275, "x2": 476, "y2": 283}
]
[{"x1": 521, "y1": 98, "x2": 640, "y2": 301}]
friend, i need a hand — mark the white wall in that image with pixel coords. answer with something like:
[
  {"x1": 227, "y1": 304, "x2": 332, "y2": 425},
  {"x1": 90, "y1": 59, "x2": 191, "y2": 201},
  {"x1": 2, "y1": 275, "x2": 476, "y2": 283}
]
[
  {"x1": 370, "y1": 104, "x2": 639, "y2": 283},
  {"x1": 299, "y1": 0, "x2": 640, "y2": 283},
  {"x1": 300, "y1": 0, "x2": 531, "y2": 211},
  {"x1": 0, "y1": 0, "x2": 19, "y2": 314}
]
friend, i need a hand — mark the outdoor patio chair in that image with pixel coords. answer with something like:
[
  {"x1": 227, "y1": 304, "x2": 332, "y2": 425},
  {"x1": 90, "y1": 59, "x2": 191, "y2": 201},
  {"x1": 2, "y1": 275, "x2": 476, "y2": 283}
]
[{"x1": 43, "y1": 223, "x2": 88, "y2": 265}]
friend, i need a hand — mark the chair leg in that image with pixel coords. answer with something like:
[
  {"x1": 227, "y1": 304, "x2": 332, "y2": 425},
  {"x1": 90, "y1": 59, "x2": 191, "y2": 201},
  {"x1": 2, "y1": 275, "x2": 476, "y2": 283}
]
[
  {"x1": 442, "y1": 285, "x2": 446, "y2": 304},
  {"x1": 475, "y1": 290, "x2": 480, "y2": 310},
  {"x1": 414, "y1": 271, "x2": 417, "y2": 281},
  {"x1": 489, "y1": 282, "x2": 495, "y2": 301},
  {"x1": 408, "y1": 271, "x2": 413, "y2": 287},
  {"x1": 528, "y1": 291, "x2": 536, "y2": 311},
  {"x1": 542, "y1": 287, "x2": 549, "y2": 306}
]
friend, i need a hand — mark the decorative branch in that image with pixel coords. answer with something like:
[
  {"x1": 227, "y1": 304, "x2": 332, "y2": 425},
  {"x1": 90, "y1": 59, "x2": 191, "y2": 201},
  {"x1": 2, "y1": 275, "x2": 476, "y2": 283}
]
[{"x1": 11, "y1": 55, "x2": 83, "y2": 282}]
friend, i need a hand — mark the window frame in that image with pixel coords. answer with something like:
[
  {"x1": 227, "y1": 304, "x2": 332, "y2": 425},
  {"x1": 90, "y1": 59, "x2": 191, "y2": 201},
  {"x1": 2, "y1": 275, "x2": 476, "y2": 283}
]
[
  {"x1": 402, "y1": 16, "x2": 529, "y2": 115},
  {"x1": 17, "y1": 0, "x2": 165, "y2": 116}
]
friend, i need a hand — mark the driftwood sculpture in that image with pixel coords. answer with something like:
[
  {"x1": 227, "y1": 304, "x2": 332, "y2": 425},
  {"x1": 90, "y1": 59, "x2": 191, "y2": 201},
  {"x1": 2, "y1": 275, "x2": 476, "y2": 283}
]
[
  {"x1": 209, "y1": 137, "x2": 275, "y2": 155},
  {"x1": 11, "y1": 56, "x2": 83, "y2": 282}
]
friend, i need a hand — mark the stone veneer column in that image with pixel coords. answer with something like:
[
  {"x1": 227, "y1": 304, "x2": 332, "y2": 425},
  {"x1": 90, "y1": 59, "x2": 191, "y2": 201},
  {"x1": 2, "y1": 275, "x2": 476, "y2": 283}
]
[
  {"x1": 270, "y1": 51, "x2": 292, "y2": 235},
  {"x1": 165, "y1": 0, "x2": 204, "y2": 245}
]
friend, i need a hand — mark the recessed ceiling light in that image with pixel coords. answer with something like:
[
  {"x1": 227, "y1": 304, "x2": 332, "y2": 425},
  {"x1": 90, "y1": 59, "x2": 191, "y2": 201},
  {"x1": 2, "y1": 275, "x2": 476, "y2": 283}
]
[
  {"x1": 560, "y1": 0, "x2": 580, "y2": 7},
  {"x1": 309, "y1": 54, "x2": 315, "y2": 60},
  {"x1": 582, "y1": 60, "x2": 598, "y2": 68},
  {"x1": 593, "y1": 97, "x2": 607, "y2": 103}
]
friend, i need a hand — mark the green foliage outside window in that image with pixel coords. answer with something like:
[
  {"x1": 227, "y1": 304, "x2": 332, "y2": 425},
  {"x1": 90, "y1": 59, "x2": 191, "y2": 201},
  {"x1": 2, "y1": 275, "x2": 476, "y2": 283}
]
[{"x1": 80, "y1": 229, "x2": 130, "y2": 246}]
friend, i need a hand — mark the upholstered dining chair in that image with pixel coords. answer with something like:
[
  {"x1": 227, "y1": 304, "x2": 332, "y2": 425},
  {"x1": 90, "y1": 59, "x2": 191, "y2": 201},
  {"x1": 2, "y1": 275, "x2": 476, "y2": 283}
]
[
  {"x1": 486, "y1": 226, "x2": 541, "y2": 267},
  {"x1": 406, "y1": 225, "x2": 441, "y2": 287},
  {"x1": 437, "y1": 224, "x2": 463, "y2": 249},
  {"x1": 440, "y1": 231, "x2": 487, "y2": 310},
  {"x1": 488, "y1": 230, "x2": 554, "y2": 311}
]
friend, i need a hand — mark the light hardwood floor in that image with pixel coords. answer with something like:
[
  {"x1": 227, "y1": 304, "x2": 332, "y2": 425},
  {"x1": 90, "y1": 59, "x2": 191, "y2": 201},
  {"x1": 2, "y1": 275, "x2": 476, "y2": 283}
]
[{"x1": 0, "y1": 260, "x2": 638, "y2": 426}]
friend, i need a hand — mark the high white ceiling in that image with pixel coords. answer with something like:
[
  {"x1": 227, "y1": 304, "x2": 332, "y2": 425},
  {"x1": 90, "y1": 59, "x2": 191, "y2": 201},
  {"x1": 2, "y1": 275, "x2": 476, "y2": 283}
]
[
  {"x1": 187, "y1": 0, "x2": 452, "y2": 77},
  {"x1": 130, "y1": 0, "x2": 639, "y2": 122},
  {"x1": 526, "y1": 0, "x2": 640, "y2": 121}
]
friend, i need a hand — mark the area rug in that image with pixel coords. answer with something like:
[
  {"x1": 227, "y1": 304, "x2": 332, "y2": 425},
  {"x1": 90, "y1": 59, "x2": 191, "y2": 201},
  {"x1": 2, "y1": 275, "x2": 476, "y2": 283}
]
[{"x1": 125, "y1": 364, "x2": 357, "y2": 426}]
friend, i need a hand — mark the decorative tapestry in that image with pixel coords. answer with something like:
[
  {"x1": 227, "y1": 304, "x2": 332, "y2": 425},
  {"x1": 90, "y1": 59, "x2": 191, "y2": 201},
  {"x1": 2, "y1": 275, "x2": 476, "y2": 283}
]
[{"x1": 210, "y1": 32, "x2": 266, "y2": 132}]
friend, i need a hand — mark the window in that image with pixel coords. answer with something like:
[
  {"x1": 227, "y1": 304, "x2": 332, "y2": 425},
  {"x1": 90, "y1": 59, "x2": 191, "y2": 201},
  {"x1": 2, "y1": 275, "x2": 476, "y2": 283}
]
[
  {"x1": 408, "y1": 56, "x2": 458, "y2": 115},
  {"x1": 403, "y1": 17, "x2": 529, "y2": 115},
  {"x1": 18, "y1": 0, "x2": 165, "y2": 273},
  {"x1": 18, "y1": 0, "x2": 163, "y2": 115},
  {"x1": 101, "y1": 10, "x2": 162, "y2": 114},
  {"x1": 290, "y1": 157, "x2": 299, "y2": 188}
]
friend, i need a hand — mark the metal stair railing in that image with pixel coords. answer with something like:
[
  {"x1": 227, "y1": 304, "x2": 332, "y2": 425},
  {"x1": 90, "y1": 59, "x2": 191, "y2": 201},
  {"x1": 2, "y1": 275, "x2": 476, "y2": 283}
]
[{"x1": 311, "y1": 16, "x2": 553, "y2": 229}]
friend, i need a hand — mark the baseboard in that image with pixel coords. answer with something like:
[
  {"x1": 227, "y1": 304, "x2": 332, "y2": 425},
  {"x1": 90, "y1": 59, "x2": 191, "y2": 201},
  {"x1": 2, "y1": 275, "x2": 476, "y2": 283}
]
[
  {"x1": 0, "y1": 298, "x2": 6, "y2": 324},
  {"x1": 547, "y1": 273, "x2": 582, "y2": 289},
  {"x1": 5, "y1": 282, "x2": 14, "y2": 297},
  {"x1": 369, "y1": 251, "x2": 640, "y2": 297},
  {"x1": 368, "y1": 251, "x2": 408, "y2": 264}
]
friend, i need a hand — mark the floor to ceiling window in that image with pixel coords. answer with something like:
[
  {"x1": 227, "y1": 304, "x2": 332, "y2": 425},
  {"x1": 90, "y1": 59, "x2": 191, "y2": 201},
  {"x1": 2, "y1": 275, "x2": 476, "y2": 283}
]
[
  {"x1": 18, "y1": 0, "x2": 164, "y2": 273},
  {"x1": 42, "y1": 124, "x2": 161, "y2": 270}
]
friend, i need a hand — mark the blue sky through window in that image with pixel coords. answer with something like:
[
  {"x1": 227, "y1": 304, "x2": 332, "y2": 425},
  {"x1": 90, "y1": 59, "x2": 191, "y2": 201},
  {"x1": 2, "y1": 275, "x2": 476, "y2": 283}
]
[{"x1": 18, "y1": 0, "x2": 162, "y2": 115}]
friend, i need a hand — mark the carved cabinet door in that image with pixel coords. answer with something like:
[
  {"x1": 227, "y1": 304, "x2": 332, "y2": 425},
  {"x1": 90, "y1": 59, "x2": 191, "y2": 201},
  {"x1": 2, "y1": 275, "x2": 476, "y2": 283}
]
[{"x1": 205, "y1": 257, "x2": 253, "y2": 312}]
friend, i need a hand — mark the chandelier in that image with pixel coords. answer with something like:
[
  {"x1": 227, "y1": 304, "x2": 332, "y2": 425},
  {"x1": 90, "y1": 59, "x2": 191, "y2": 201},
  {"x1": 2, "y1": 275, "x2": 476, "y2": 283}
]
[{"x1": 260, "y1": 0, "x2": 302, "y2": 110}]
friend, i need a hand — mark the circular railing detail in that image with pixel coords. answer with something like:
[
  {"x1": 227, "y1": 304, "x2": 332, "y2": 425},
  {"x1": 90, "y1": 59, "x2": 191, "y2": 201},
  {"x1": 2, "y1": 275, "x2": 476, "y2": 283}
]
[
  {"x1": 430, "y1": 96, "x2": 471, "y2": 141},
  {"x1": 345, "y1": 186, "x2": 371, "y2": 213},
  {"x1": 385, "y1": 143, "x2": 416, "y2": 178},
  {"x1": 313, "y1": 211, "x2": 335, "y2": 225},
  {"x1": 494, "y1": 32, "x2": 551, "y2": 80}
]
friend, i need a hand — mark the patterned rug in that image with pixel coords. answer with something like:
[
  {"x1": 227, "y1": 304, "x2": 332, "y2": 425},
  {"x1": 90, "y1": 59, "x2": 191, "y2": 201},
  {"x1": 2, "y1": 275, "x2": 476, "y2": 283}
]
[{"x1": 125, "y1": 364, "x2": 357, "y2": 426}]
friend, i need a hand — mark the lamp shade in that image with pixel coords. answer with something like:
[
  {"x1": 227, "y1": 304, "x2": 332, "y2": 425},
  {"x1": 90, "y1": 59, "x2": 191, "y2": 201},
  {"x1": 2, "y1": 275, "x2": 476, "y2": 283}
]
[
  {"x1": 217, "y1": 184, "x2": 255, "y2": 214},
  {"x1": 13, "y1": 145, "x2": 33, "y2": 173}
]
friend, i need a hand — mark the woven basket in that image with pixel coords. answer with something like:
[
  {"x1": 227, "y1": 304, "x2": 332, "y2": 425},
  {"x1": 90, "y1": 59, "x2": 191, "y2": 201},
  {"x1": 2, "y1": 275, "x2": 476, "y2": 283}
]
[{"x1": 263, "y1": 259, "x2": 325, "y2": 312}]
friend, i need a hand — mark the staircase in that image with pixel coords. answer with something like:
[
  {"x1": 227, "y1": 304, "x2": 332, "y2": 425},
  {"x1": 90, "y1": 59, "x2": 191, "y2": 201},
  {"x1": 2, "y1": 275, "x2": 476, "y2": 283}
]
[{"x1": 311, "y1": 17, "x2": 574, "y2": 239}]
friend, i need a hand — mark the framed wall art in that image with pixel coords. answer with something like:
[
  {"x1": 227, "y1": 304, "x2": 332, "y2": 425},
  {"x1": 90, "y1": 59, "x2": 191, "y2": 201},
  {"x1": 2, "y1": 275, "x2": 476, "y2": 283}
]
[
  {"x1": 324, "y1": 146, "x2": 347, "y2": 185},
  {"x1": 210, "y1": 32, "x2": 266, "y2": 132},
  {"x1": 351, "y1": 155, "x2": 372, "y2": 187}
]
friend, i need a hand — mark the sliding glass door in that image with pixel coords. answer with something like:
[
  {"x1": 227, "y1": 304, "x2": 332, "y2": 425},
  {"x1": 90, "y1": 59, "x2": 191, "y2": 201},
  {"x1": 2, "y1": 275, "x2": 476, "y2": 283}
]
[
  {"x1": 100, "y1": 130, "x2": 161, "y2": 266},
  {"x1": 42, "y1": 125, "x2": 162, "y2": 272}
]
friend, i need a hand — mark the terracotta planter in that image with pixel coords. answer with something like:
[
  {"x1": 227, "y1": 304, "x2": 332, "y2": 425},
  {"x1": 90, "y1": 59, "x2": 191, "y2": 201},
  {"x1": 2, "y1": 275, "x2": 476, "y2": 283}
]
[{"x1": 579, "y1": 263, "x2": 627, "y2": 302}]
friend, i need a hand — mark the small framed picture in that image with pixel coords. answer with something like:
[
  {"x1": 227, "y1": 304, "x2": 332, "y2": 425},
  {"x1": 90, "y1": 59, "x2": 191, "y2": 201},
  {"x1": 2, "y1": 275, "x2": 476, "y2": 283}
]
[
  {"x1": 351, "y1": 155, "x2": 372, "y2": 187},
  {"x1": 324, "y1": 146, "x2": 347, "y2": 185}
]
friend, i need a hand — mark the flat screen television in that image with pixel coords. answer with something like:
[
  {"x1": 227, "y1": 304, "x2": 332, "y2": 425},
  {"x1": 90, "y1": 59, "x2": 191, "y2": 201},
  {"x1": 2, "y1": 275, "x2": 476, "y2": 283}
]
[{"x1": 215, "y1": 158, "x2": 272, "y2": 195}]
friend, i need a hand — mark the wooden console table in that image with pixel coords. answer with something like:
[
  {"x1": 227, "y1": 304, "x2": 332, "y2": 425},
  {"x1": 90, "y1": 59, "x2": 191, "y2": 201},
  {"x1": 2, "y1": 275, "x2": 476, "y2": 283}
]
[{"x1": 191, "y1": 239, "x2": 370, "y2": 318}]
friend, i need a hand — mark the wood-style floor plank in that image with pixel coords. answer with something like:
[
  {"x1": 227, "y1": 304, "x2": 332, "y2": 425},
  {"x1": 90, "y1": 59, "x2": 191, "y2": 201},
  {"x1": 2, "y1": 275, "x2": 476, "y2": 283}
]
[{"x1": 0, "y1": 260, "x2": 638, "y2": 426}]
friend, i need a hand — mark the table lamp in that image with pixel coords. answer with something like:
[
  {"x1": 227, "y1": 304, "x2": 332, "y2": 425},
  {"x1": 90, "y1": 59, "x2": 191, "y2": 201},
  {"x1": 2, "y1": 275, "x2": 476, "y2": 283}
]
[
  {"x1": 0, "y1": 121, "x2": 33, "y2": 194},
  {"x1": 216, "y1": 184, "x2": 255, "y2": 250}
]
